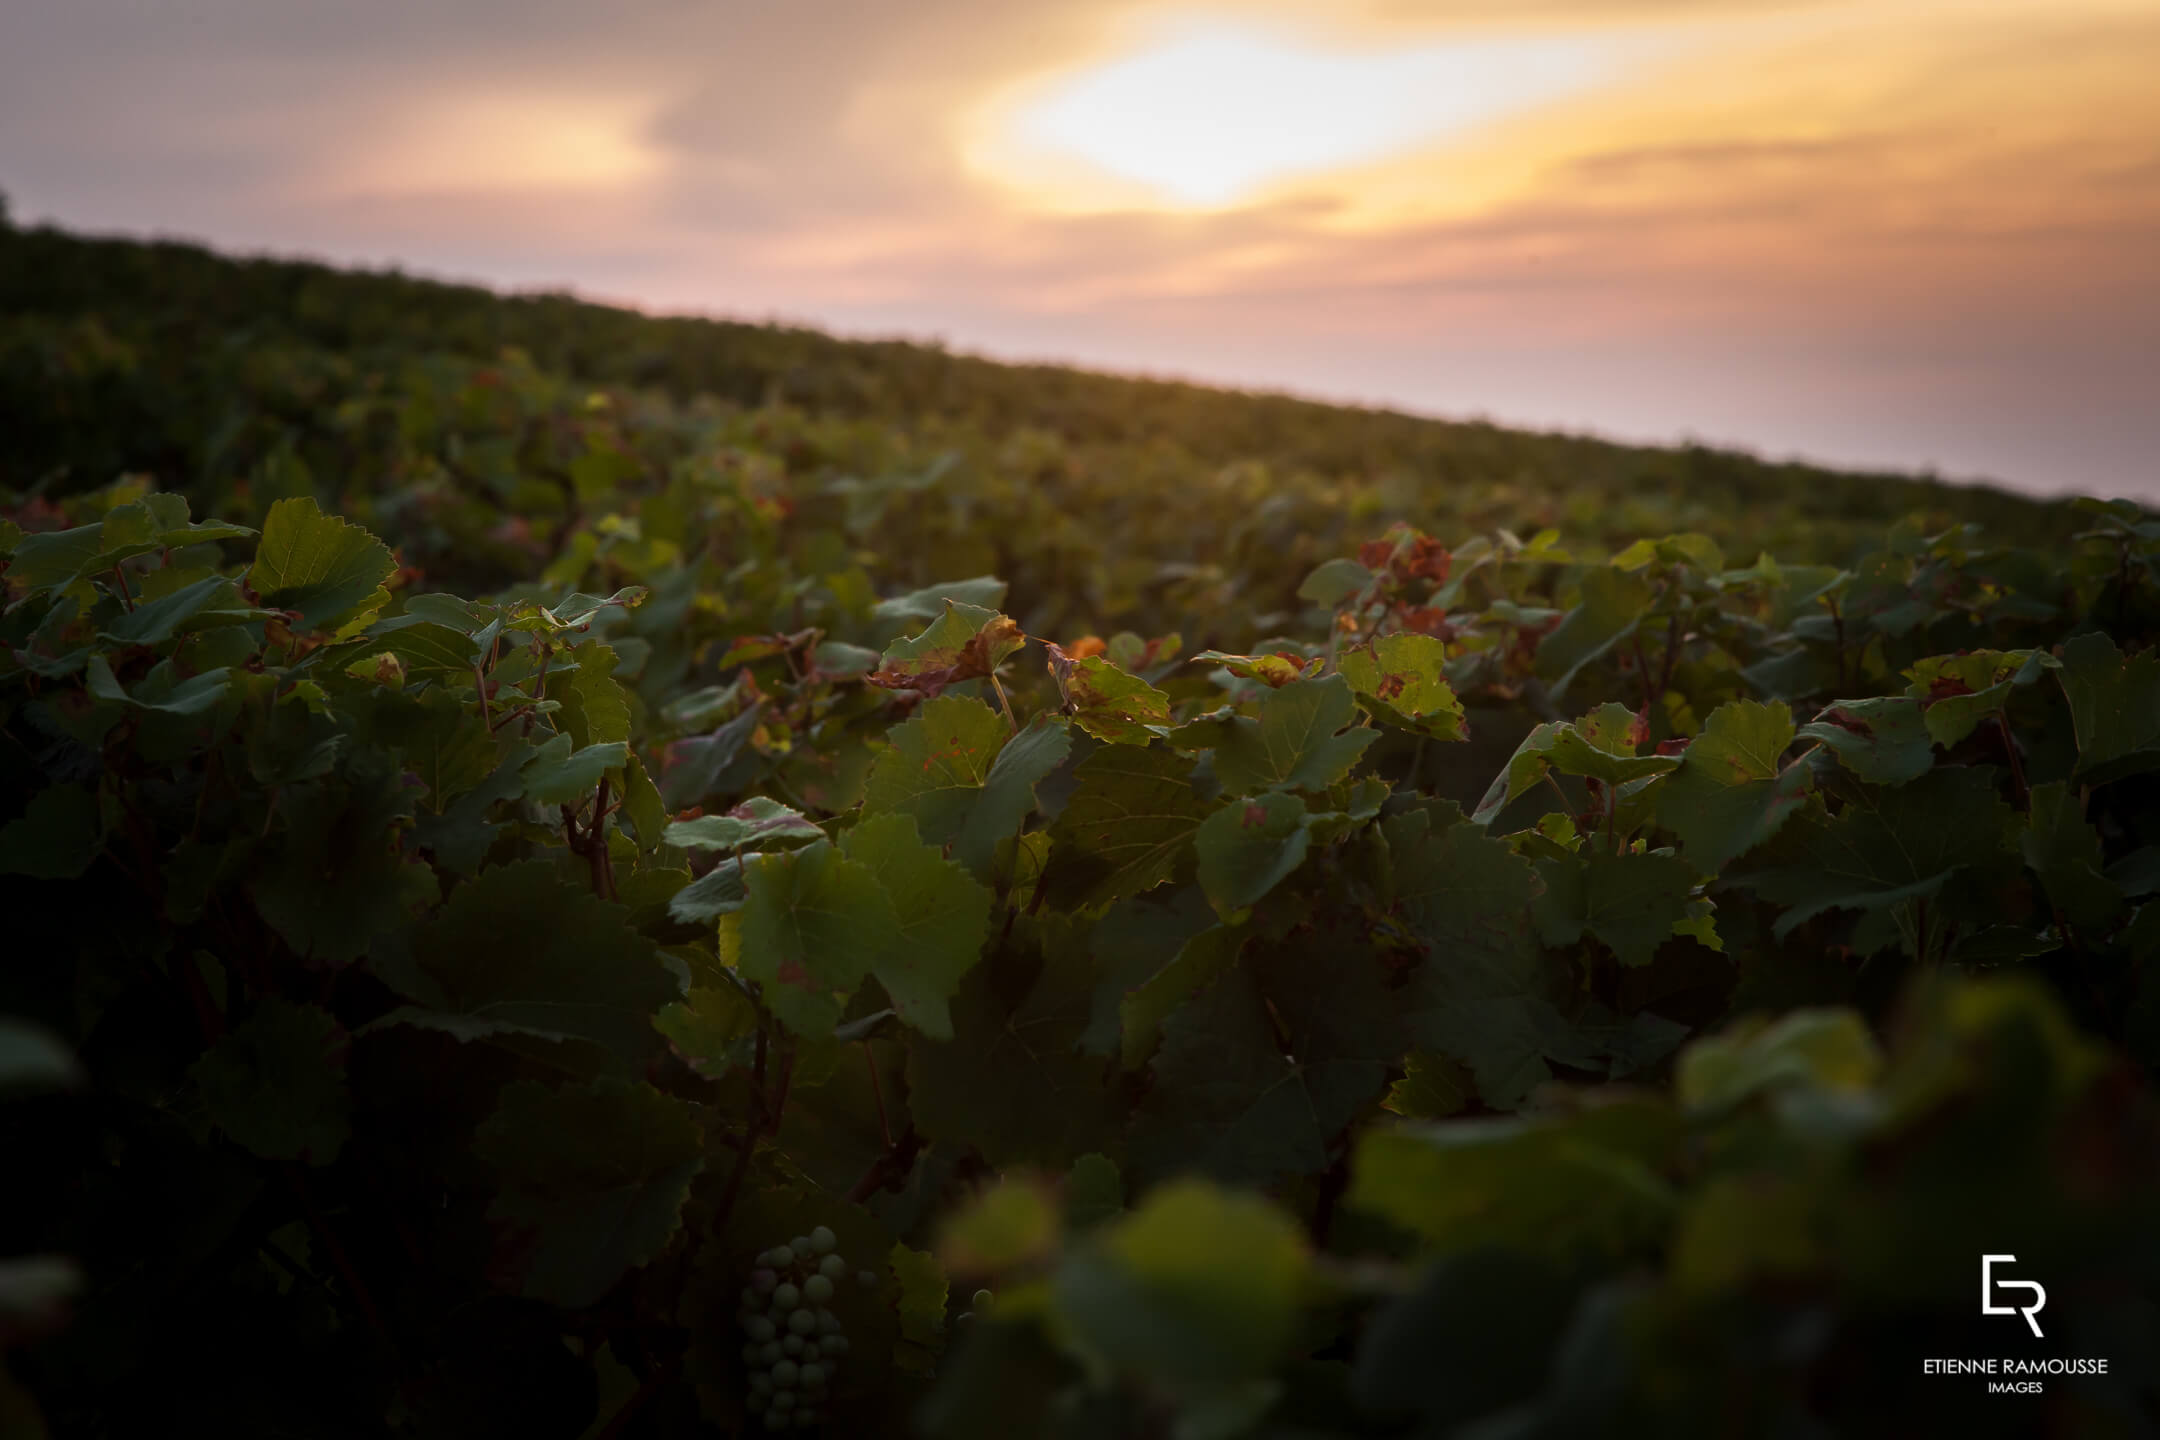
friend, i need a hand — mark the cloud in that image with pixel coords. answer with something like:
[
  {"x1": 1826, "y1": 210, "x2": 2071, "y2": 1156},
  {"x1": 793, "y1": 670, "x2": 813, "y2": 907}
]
[{"x1": 2, "y1": 0, "x2": 2156, "y2": 496}]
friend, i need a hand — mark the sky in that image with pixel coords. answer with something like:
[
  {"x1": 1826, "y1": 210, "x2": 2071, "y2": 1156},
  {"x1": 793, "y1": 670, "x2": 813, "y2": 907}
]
[{"x1": 4, "y1": 0, "x2": 2157, "y2": 498}]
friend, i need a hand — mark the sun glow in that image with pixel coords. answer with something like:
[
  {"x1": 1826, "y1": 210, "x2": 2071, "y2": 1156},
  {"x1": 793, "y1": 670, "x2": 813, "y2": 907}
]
[
  {"x1": 330, "y1": 93, "x2": 661, "y2": 197},
  {"x1": 969, "y1": 20, "x2": 1637, "y2": 211}
]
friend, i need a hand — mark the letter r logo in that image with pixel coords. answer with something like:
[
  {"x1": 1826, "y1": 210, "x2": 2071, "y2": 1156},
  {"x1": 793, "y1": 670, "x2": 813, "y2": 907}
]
[{"x1": 1982, "y1": 1255, "x2": 2046, "y2": 1338}]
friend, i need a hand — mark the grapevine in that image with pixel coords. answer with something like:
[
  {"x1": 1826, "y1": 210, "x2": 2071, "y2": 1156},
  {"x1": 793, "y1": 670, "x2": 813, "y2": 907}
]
[{"x1": 1, "y1": 221, "x2": 2157, "y2": 1439}]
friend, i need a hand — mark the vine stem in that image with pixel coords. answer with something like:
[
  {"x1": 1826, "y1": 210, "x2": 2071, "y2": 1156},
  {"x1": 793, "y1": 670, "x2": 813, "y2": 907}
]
[
  {"x1": 845, "y1": 1124, "x2": 922, "y2": 1206},
  {"x1": 284, "y1": 1165, "x2": 395, "y2": 1359},
  {"x1": 1309, "y1": 1132, "x2": 1354, "y2": 1248},
  {"x1": 709, "y1": 1019, "x2": 791, "y2": 1243},
  {"x1": 989, "y1": 671, "x2": 1020, "y2": 735},
  {"x1": 864, "y1": 1041, "x2": 893, "y2": 1148},
  {"x1": 523, "y1": 639, "x2": 551, "y2": 736},
  {"x1": 592, "y1": 1354, "x2": 682, "y2": 1440},
  {"x1": 1995, "y1": 714, "x2": 2030, "y2": 810}
]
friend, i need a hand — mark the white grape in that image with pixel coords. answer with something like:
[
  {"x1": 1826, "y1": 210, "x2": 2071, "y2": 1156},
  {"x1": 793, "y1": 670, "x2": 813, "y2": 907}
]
[
  {"x1": 818, "y1": 1254, "x2": 847, "y2": 1280},
  {"x1": 790, "y1": 1235, "x2": 811, "y2": 1254},
  {"x1": 751, "y1": 1268, "x2": 778, "y2": 1293},
  {"x1": 813, "y1": 1309, "x2": 840, "y2": 1336},
  {"x1": 748, "y1": 1316, "x2": 776, "y2": 1343},
  {"x1": 770, "y1": 1244, "x2": 797, "y2": 1268},
  {"x1": 750, "y1": 1374, "x2": 773, "y2": 1396},
  {"x1": 798, "y1": 1362, "x2": 825, "y2": 1388},
  {"x1": 760, "y1": 1341, "x2": 783, "y2": 1365},
  {"x1": 771, "y1": 1389, "x2": 796, "y2": 1411},
  {"x1": 772, "y1": 1282, "x2": 800, "y2": 1310},
  {"x1": 809, "y1": 1225, "x2": 837, "y2": 1254},
  {"x1": 741, "y1": 1287, "x2": 758, "y2": 1307},
  {"x1": 782, "y1": 1334, "x2": 805, "y2": 1356},
  {"x1": 803, "y1": 1274, "x2": 833, "y2": 1303},
  {"x1": 856, "y1": 1269, "x2": 878, "y2": 1289},
  {"x1": 972, "y1": 1288, "x2": 995, "y2": 1312},
  {"x1": 788, "y1": 1307, "x2": 818, "y2": 1336},
  {"x1": 772, "y1": 1359, "x2": 800, "y2": 1386}
]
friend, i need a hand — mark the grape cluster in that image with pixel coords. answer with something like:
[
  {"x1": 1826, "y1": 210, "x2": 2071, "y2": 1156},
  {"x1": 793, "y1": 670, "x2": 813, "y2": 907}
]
[{"x1": 737, "y1": 1225, "x2": 871, "y2": 1431}]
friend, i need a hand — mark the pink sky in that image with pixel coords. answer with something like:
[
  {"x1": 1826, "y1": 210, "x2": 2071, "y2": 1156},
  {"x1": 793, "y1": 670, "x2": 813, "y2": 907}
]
[{"x1": 6, "y1": 0, "x2": 2157, "y2": 497}]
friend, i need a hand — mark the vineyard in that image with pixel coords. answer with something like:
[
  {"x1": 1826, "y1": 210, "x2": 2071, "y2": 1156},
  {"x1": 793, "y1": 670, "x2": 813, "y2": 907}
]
[{"x1": 3, "y1": 219, "x2": 2159, "y2": 1439}]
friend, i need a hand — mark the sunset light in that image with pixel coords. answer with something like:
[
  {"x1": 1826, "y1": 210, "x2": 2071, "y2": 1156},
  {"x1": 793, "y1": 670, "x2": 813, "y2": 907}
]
[{"x1": 978, "y1": 21, "x2": 1636, "y2": 209}]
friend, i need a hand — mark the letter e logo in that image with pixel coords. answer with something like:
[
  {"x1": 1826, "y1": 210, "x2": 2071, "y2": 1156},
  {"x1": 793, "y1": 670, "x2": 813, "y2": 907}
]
[{"x1": 1982, "y1": 1255, "x2": 2046, "y2": 1338}]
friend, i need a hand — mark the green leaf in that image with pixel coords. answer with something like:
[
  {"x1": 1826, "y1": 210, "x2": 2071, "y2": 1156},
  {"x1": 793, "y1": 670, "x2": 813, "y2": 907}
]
[
  {"x1": 1048, "y1": 648, "x2": 1173, "y2": 745},
  {"x1": 938, "y1": 1176, "x2": 1061, "y2": 1273},
  {"x1": 1129, "y1": 943, "x2": 1402, "y2": 1186},
  {"x1": 520, "y1": 732, "x2": 630, "y2": 806},
  {"x1": 1338, "y1": 633, "x2": 1467, "y2": 739},
  {"x1": 98, "y1": 575, "x2": 267, "y2": 646},
  {"x1": 1536, "y1": 565, "x2": 1653, "y2": 697},
  {"x1": 1473, "y1": 702, "x2": 1675, "y2": 825},
  {"x1": 1210, "y1": 674, "x2": 1379, "y2": 795},
  {"x1": 84, "y1": 654, "x2": 232, "y2": 717},
  {"x1": 738, "y1": 840, "x2": 899, "y2": 1037},
  {"x1": 1348, "y1": 1103, "x2": 1678, "y2": 1260},
  {"x1": 7, "y1": 496, "x2": 252, "y2": 594},
  {"x1": 251, "y1": 756, "x2": 438, "y2": 965},
  {"x1": 840, "y1": 813, "x2": 994, "y2": 1039},
  {"x1": 1052, "y1": 1180, "x2": 1307, "y2": 1389},
  {"x1": 1190, "y1": 650, "x2": 1315, "y2": 687},
  {"x1": 1297, "y1": 557, "x2": 1373, "y2": 607},
  {"x1": 1796, "y1": 697, "x2": 1935, "y2": 786},
  {"x1": 1676, "y1": 1009, "x2": 1882, "y2": 1113},
  {"x1": 1066, "y1": 1153, "x2": 1125, "y2": 1231},
  {"x1": 1533, "y1": 850, "x2": 1698, "y2": 966},
  {"x1": 890, "y1": 1241, "x2": 950, "y2": 1357},
  {"x1": 476, "y1": 1078, "x2": 705, "y2": 1308},
  {"x1": 666, "y1": 858, "x2": 747, "y2": 924},
  {"x1": 2057, "y1": 632, "x2": 2160, "y2": 784},
  {"x1": 664, "y1": 797, "x2": 824, "y2": 851},
  {"x1": 552, "y1": 641, "x2": 632, "y2": 749},
  {"x1": 540, "y1": 586, "x2": 648, "y2": 628},
  {"x1": 2023, "y1": 780, "x2": 2126, "y2": 930},
  {"x1": 0, "y1": 1019, "x2": 84, "y2": 1094},
  {"x1": 1655, "y1": 700, "x2": 1808, "y2": 871},
  {"x1": 378, "y1": 859, "x2": 679, "y2": 1068},
  {"x1": 862, "y1": 696, "x2": 1008, "y2": 846},
  {"x1": 413, "y1": 743, "x2": 530, "y2": 874},
  {"x1": 659, "y1": 705, "x2": 762, "y2": 810},
  {"x1": 1119, "y1": 924, "x2": 1245, "y2": 1071},
  {"x1": 1392, "y1": 819, "x2": 1679, "y2": 1107},
  {"x1": 1040, "y1": 744, "x2": 1213, "y2": 911},
  {"x1": 189, "y1": 998, "x2": 351, "y2": 1164},
  {"x1": 618, "y1": 752, "x2": 669, "y2": 852},
  {"x1": 875, "y1": 576, "x2": 1008, "y2": 622},
  {"x1": 246, "y1": 496, "x2": 397, "y2": 630},
  {"x1": 1194, "y1": 793, "x2": 1310, "y2": 920},
  {"x1": 867, "y1": 601, "x2": 1025, "y2": 696},
  {"x1": 1905, "y1": 649, "x2": 2043, "y2": 748},
  {"x1": 1384, "y1": 1051, "x2": 1472, "y2": 1120},
  {"x1": 653, "y1": 984, "x2": 758, "y2": 1078},
  {"x1": 1731, "y1": 766, "x2": 2015, "y2": 941},
  {"x1": 951, "y1": 713, "x2": 1071, "y2": 881},
  {"x1": 0, "y1": 783, "x2": 104, "y2": 879},
  {"x1": 907, "y1": 929, "x2": 1114, "y2": 1167}
]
